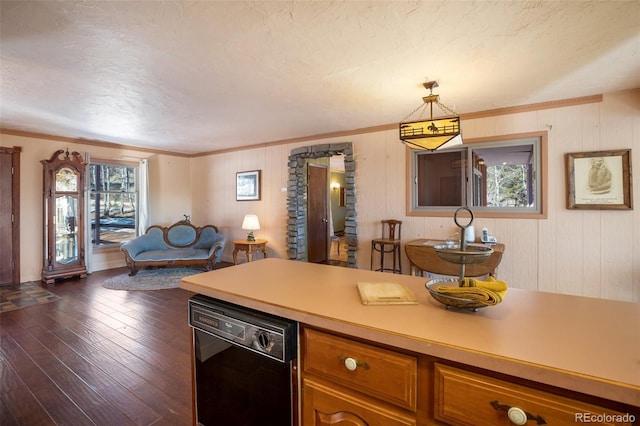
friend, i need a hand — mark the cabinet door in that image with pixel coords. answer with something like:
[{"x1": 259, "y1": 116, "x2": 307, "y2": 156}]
[
  {"x1": 303, "y1": 379, "x2": 416, "y2": 426},
  {"x1": 434, "y1": 363, "x2": 636, "y2": 426}
]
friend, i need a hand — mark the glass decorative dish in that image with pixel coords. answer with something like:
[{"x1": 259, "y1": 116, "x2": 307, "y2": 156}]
[{"x1": 425, "y1": 207, "x2": 500, "y2": 311}]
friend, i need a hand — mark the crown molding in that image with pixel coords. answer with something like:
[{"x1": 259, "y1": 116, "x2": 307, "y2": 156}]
[
  {"x1": 0, "y1": 129, "x2": 191, "y2": 157},
  {"x1": 1, "y1": 94, "x2": 604, "y2": 157}
]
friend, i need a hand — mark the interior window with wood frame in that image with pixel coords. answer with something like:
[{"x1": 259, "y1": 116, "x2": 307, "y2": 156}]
[{"x1": 408, "y1": 132, "x2": 547, "y2": 218}]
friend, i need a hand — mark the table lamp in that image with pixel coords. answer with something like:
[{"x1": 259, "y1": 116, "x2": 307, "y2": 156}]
[{"x1": 242, "y1": 214, "x2": 260, "y2": 242}]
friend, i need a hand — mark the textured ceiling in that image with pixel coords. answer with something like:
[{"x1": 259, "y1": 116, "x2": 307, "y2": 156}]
[{"x1": 1, "y1": 1, "x2": 639, "y2": 155}]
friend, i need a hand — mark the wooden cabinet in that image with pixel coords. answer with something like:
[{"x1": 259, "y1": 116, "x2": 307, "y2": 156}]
[
  {"x1": 301, "y1": 327, "x2": 638, "y2": 426},
  {"x1": 41, "y1": 149, "x2": 87, "y2": 284},
  {"x1": 182, "y1": 259, "x2": 639, "y2": 425},
  {"x1": 304, "y1": 379, "x2": 416, "y2": 426},
  {"x1": 433, "y1": 363, "x2": 635, "y2": 426},
  {"x1": 301, "y1": 327, "x2": 420, "y2": 426}
]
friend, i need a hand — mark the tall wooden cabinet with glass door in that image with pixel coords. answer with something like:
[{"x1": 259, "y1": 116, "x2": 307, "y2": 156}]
[{"x1": 41, "y1": 149, "x2": 87, "y2": 284}]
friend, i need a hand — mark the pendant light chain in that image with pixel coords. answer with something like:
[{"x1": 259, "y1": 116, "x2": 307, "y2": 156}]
[
  {"x1": 401, "y1": 102, "x2": 429, "y2": 122},
  {"x1": 436, "y1": 99, "x2": 457, "y2": 117},
  {"x1": 401, "y1": 99, "x2": 457, "y2": 123}
]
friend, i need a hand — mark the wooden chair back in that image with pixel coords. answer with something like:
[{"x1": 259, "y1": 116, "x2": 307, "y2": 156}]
[{"x1": 380, "y1": 219, "x2": 402, "y2": 241}]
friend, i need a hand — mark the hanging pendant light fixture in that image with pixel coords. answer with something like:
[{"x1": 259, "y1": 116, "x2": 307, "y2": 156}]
[{"x1": 399, "y1": 81, "x2": 462, "y2": 151}]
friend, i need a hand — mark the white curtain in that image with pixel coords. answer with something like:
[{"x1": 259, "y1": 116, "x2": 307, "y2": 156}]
[
  {"x1": 138, "y1": 159, "x2": 149, "y2": 235},
  {"x1": 83, "y1": 152, "x2": 92, "y2": 273}
]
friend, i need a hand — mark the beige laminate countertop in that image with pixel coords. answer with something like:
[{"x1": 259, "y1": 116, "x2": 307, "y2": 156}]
[{"x1": 180, "y1": 258, "x2": 640, "y2": 407}]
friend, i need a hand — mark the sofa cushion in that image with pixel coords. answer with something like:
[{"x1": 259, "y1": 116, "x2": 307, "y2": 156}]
[
  {"x1": 142, "y1": 227, "x2": 169, "y2": 249},
  {"x1": 135, "y1": 248, "x2": 211, "y2": 261},
  {"x1": 120, "y1": 227, "x2": 168, "y2": 257},
  {"x1": 194, "y1": 227, "x2": 223, "y2": 249},
  {"x1": 167, "y1": 224, "x2": 197, "y2": 246}
]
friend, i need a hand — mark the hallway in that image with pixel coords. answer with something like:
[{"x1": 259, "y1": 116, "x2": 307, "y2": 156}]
[{"x1": 329, "y1": 235, "x2": 347, "y2": 266}]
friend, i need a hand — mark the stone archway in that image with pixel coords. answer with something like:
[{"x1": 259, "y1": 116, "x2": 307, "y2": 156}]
[{"x1": 287, "y1": 142, "x2": 358, "y2": 268}]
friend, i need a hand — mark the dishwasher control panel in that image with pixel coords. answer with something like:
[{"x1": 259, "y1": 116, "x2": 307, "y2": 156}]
[{"x1": 189, "y1": 295, "x2": 297, "y2": 363}]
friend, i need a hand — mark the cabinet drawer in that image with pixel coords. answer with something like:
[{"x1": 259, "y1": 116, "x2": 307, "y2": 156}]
[
  {"x1": 434, "y1": 363, "x2": 635, "y2": 426},
  {"x1": 303, "y1": 328, "x2": 417, "y2": 411},
  {"x1": 303, "y1": 378, "x2": 416, "y2": 426}
]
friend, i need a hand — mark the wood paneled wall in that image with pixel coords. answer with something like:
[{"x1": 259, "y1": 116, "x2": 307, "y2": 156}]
[
  {"x1": 190, "y1": 90, "x2": 639, "y2": 302},
  {"x1": 2, "y1": 90, "x2": 637, "y2": 302}
]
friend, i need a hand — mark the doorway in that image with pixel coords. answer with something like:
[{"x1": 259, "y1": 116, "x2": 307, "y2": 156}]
[
  {"x1": 286, "y1": 142, "x2": 358, "y2": 268},
  {"x1": 307, "y1": 163, "x2": 329, "y2": 263},
  {"x1": 0, "y1": 146, "x2": 21, "y2": 285},
  {"x1": 328, "y1": 162, "x2": 347, "y2": 265}
]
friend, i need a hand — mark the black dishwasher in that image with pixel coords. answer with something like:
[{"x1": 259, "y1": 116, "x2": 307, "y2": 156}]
[{"x1": 188, "y1": 295, "x2": 298, "y2": 426}]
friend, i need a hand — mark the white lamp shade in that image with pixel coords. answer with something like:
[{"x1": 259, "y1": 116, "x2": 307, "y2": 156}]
[{"x1": 241, "y1": 214, "x2": 260, "y2": 231}]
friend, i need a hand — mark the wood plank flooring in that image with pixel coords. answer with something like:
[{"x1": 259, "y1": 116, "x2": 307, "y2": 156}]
[
  {"x1": 329, "y1": 236, "x2": 347, "y2": 266},
  {"x1": 0, "y1": 267, "x2": 194, "y2": 426}
]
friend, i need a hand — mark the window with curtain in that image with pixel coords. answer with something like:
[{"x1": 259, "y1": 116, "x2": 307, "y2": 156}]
[
  {"x1": 409, "y1": 133, "x2": 545, "y2": 217},
  {"x1": 89, "y1": 161, "x2": 138, "y2": 247}
]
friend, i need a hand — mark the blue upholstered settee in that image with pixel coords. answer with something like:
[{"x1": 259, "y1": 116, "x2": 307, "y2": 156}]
[{"x1": 120, "y1": 220, "x2": 226, "y2": 276}]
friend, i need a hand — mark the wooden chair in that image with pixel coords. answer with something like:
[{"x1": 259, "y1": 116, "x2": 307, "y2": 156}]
[
  {"x1": 330, "y1": 216, "x2": 342, "y2": 254},
  {"x1": 370, "y1": 220, "x2": 402, "y2": 274},
  {"x1": 330, "y1": 234, "x2": 340, "y2": 254}
]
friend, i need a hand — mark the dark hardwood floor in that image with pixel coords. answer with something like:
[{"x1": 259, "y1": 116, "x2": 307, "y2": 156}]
[{"x1": 1, "y1": 267, "x2": 194, "y2": 426}]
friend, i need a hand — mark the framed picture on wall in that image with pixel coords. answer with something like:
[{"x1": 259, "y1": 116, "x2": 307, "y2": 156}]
[
  {"x1": 236, "y1": 170, "x2": 261, "y2": 201},
  {"x1": 565, "y1": 149, "x2": 632, "y2": 210}
]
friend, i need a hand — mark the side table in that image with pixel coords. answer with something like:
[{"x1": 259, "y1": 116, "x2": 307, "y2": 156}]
[
  {"x1": 232, "y1": 239, "x2": 268, "y2": 265},
  {"x1": 405, "y1": 239, "x2": 504, "y2": 277}
]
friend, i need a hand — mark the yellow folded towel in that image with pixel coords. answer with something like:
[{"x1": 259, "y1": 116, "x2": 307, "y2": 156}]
[
  {"x1": 433, "y1": 276, "x2": 508, "y2": 306},
  {"x1": 461, "y1": 276, "x2": 508, "y2": 292},
  {"x1": 434, "y1": 286, "x2": 504, "y2": 305}
]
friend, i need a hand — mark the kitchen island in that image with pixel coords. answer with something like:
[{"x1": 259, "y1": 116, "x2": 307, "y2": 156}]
[{"x1": 181, "y1": 258, "x2": 639, "y2": 424}]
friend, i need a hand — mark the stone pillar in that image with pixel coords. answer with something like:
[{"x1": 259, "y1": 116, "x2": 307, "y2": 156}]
[{"x1": 286, "y1": 143, "x2": 358, "y2": 267}]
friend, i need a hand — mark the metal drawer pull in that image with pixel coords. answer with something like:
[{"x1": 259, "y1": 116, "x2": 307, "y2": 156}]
[
  {"x1": 490, "y1": 400, "x2": 546, "y2": 425},
  {"x1": 337, "y1": 355, "x2": 370, "y2": 371}
]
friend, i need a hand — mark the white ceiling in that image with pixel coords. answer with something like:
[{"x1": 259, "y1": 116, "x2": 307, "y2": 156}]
[{"x1": 1, "y1": 1, "x2": 639, "y2": 155}]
